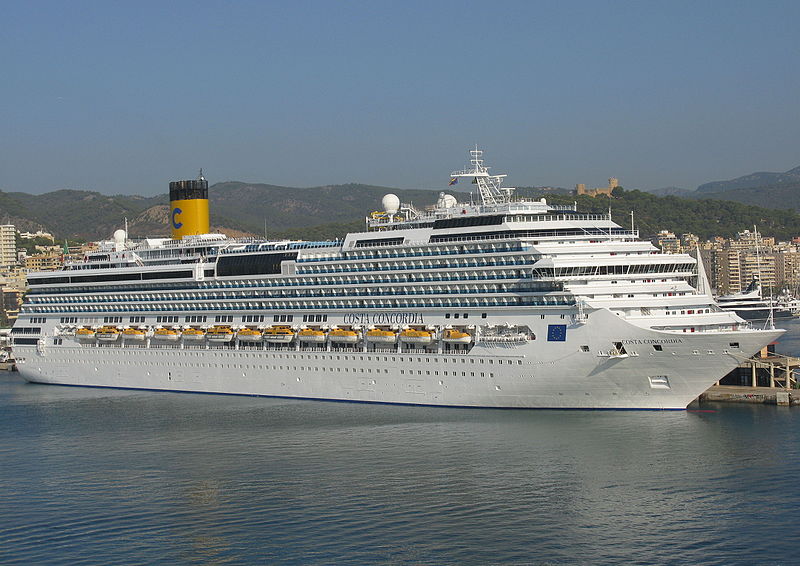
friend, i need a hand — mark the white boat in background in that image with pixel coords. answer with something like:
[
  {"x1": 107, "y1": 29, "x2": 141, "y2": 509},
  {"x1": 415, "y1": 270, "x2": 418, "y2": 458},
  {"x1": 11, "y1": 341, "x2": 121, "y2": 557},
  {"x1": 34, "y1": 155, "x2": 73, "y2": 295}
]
[{"x1": 715, "y1": 278, "x2": 792, "y2": 321}]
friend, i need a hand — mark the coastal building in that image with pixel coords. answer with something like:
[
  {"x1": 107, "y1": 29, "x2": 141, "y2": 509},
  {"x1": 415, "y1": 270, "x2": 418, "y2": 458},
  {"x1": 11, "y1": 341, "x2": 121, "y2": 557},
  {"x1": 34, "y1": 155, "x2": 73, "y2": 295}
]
[
  {"x1": 18, "y1": 230, "x2": 54, "y2": 241},
  {"x1": 681, "y1": 233, "x2": 699, "y2": 251},
  {"x1": 656, "y1": 230, "x2": 681, "y2": 254},
  {"x1": 0, "y1": 225, "x2": 16, "y2": 268},
  {"x1": 1, "y1": 288, "x2": 22, "y2": 324},
  {"x1": 23, "y1": 252, "x2": 63, "y2": 272}
]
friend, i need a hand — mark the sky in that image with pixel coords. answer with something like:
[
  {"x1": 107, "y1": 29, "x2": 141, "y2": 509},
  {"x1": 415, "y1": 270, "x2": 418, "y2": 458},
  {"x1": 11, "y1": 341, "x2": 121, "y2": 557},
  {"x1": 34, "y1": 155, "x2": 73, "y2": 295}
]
[{"x1": 2, "y1": 0, "x2": 799, "y2": 195}]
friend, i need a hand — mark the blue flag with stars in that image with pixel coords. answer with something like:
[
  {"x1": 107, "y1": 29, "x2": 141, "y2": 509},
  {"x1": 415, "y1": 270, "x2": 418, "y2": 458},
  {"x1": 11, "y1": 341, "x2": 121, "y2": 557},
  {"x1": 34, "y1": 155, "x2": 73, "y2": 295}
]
[{"x1": 547, "y1": 324, "x2": 567, "y2": 342}]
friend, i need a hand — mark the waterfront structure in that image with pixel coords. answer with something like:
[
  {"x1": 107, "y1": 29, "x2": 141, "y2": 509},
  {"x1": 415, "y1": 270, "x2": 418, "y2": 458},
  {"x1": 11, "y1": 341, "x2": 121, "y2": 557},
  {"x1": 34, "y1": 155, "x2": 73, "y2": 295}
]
[{"x1": 11, "y1": 150, "x2": 781, "y2": 409}]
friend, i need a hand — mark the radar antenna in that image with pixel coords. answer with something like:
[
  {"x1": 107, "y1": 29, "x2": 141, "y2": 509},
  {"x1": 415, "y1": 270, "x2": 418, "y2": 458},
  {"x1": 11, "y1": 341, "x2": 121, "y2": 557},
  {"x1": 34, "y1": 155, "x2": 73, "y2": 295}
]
[{"x1": 450, "y1": 146, "x2": 512, "y2": 205}]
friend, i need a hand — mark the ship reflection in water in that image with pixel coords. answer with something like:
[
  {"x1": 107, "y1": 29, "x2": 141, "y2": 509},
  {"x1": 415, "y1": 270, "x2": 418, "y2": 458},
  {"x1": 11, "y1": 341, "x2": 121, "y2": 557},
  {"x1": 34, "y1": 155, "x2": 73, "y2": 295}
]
[{"x1": 1, "y1": 373, "x2": 799, "y2": 565}]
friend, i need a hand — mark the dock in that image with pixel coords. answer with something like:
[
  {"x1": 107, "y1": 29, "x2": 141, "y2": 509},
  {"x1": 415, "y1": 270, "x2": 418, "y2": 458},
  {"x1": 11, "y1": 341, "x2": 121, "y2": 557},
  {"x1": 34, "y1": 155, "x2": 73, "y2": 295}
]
[{"x1": 699, "y1": 347, "x2": 799, "y2": 406}]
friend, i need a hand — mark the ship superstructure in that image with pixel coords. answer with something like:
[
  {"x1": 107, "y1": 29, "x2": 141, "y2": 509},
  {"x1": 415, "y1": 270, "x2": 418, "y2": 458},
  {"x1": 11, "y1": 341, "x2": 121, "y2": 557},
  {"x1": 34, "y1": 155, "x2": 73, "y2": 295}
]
[{"x1": 12, "y1": 150, "x2": 782, "y2": 408}]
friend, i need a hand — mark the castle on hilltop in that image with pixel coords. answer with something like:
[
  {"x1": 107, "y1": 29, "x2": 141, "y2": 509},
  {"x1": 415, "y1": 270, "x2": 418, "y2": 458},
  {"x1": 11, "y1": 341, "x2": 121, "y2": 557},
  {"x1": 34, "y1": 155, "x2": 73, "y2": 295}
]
[{"x1": 575, "y1": 177, "x2": 619, "y2": 197}]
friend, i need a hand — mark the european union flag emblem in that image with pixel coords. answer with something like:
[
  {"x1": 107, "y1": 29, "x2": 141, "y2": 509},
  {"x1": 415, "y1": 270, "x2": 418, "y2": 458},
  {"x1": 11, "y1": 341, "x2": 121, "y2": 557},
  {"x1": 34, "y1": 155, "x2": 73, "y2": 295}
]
[{"x1": 547, "y1": 324, "x2": 567, "y2": 342}]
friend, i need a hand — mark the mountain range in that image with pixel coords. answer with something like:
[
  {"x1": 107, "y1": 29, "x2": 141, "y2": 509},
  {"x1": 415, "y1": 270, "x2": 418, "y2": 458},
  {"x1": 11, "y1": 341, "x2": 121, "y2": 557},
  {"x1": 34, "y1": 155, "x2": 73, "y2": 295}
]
[
  {"x1": 646, "y1": 165, "x2": 800, "y2": 209},
  {"x1": 0, "y1": 183, "x2": 471, "y2": 241},
  {"x1": 2, "y1": 163, "x2": 800, "y2": 242}
]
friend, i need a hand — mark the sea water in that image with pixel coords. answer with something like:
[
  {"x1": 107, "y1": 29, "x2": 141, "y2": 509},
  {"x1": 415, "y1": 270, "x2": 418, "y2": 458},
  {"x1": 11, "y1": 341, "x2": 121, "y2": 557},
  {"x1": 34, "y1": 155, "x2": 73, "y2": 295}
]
[{"x1": 1, "y1": 323, "x2": 799, "y2": 565}]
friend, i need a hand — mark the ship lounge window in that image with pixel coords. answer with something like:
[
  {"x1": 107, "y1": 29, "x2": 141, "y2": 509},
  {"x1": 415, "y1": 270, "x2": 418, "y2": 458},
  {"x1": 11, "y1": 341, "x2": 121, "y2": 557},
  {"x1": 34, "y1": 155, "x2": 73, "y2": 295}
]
[
  {"x1": 354, "y1": 237, "x2": 404, "y2": 248},
  {"x1": 11, "y1": 327, "x2": 41, "y2": 335},
  {"x1": 217, "y1": 252, "x2": 298, "y2": 277}
]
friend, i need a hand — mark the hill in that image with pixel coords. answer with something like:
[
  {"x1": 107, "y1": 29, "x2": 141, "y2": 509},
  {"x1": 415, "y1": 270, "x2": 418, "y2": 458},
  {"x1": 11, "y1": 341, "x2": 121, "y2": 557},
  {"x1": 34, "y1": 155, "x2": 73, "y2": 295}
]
[
  {"x1": 694, "y1": 182, "x2": 800, "y2": 211},
  {"x1": 0, "y1": 183, "x2": 469, "y2": 241},
  {"x1": 696, "y1": 165, "x2": 800, "y2": 193},
  {"x1": 515, "y1": 187, "x2": 800, "y2": 241},
  {"x1": 2, "y1": 182, "x2": 800, "y2": 243},
  {"x1": 643, "y1": 186, "x2": 694, "y2": 197}
]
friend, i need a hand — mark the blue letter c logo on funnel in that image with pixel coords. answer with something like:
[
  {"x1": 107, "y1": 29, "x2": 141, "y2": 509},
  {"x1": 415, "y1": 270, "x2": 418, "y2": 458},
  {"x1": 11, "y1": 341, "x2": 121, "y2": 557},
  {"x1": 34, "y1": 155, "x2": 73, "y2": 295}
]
[{"x1": 172, "y1": 207, "x2": 183, "y2": 229}]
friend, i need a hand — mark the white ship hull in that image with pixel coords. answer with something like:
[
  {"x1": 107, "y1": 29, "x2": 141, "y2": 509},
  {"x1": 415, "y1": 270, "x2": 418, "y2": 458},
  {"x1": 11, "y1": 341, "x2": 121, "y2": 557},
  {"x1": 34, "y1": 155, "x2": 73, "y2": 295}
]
[
  {"x1": 11, "y1": 149, "x2": 784, "y2": 410},
  {"x1": 15, "y1": 310, "x2": 780, "y2": 409}
]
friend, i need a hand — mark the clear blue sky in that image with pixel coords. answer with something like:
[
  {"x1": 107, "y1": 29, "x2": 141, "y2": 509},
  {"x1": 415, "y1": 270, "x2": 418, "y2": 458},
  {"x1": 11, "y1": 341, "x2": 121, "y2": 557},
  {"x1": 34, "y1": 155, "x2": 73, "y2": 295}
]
[{"x1": 2, "y1": 0, "x2": 799, "y2": 195}]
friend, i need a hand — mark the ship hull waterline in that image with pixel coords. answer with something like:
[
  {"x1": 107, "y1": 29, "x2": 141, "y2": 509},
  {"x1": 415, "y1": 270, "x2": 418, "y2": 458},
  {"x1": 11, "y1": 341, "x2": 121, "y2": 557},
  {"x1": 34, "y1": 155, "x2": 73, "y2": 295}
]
[{"x1": 15, "y1": 311, "x2": 781, "y2": 410}]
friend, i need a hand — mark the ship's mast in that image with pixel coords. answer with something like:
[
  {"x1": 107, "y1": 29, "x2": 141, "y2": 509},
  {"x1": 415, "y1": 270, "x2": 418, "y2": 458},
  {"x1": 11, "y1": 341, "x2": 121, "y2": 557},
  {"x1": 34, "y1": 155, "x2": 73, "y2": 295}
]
[{"x1": 450, "y1": 146, "x2": 512, "y2": 205}]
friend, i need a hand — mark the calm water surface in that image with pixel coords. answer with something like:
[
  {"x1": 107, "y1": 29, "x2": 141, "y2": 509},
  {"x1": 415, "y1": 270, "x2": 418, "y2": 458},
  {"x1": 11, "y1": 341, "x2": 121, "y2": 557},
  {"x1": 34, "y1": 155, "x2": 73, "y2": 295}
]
[{"x1": 1, "y1": 322, "x2": 799, "y2": 565}]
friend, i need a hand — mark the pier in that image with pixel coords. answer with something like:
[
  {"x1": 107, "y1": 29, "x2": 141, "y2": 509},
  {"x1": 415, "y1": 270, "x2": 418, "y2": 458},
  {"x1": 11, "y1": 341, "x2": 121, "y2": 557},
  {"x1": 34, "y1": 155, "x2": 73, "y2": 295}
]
[{"x1": 699, "y1": 346, "x2": 800, "y2": 406}]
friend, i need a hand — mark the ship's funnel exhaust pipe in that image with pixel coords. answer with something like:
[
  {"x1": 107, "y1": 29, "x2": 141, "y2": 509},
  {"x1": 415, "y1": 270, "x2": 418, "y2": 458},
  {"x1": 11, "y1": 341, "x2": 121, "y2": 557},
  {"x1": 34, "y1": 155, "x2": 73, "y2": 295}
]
[{"x1": 169, "y1": 173, "x2": 209, "y2": 239}]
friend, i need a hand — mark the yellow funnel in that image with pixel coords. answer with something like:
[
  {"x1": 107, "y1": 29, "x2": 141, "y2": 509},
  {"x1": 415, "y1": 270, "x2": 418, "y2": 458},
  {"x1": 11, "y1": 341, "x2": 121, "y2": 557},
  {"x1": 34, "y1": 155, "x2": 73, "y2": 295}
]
[{"x1": 169, "y1": 178, "x2": 209, "y2": 239}]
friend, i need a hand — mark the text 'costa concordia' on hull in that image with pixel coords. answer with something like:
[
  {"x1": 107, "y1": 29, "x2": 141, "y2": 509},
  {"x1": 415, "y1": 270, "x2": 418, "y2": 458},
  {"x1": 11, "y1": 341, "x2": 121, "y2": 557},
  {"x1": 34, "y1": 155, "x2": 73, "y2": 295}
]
[{"x1": 12, "y1": 151, "x2": 783, "y2": 409}]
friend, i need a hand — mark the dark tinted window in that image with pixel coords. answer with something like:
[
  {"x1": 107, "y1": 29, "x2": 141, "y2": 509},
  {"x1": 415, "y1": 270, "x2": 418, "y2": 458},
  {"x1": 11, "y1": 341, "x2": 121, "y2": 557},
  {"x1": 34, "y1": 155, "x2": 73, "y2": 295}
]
[{"x1": 217, "y1": 252, "x2": 298, "y2": 277}]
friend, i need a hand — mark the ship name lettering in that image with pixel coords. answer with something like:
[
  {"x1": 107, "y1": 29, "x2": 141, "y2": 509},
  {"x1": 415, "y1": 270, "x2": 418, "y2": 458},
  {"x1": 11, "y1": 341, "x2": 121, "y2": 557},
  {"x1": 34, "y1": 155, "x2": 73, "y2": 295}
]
[
  {"x1": 621, "y1": 338, "x2": 683, "y2": 345},
  {"x1": 342, "y1": 312, "x2": 424, "y2": 325}
]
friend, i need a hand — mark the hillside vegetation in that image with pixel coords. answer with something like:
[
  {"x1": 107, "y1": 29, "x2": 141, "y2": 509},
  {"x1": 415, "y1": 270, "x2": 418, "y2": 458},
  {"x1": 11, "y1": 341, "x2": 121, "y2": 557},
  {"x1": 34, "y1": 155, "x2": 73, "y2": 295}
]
[
  {"x1": 516, "y1": 187, "x2": 800, "y2": 241},
  {"x1": 1, "y1": 182, "x2": 799, "y2": 242}
]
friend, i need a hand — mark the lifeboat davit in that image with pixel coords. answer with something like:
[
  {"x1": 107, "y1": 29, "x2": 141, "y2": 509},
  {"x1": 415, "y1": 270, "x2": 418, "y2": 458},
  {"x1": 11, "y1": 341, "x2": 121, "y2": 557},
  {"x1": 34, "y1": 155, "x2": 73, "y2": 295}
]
[
  {"x1": 121, "y1": 327, "x2": 146, "y2": 341},
  {"x1": 297, "y1": 328, "x2": 326, "y2": 343},
  {"x1": 263, "y1": 326, "x2": 295, "y2": 343},
  {"x1": 399, "y1": 328, "x2": 433, "y2": 344},
  {"x1": 206, "y1": 325, "x2": 235, "y2": 343},
  {"x1": 328, "y1": 328, "x2": 359, "y2": 343},
  {"x1": 75, "y1": 327, "x2": 96, "y2": 341},
  {"x1": 442, "y1": 329, "x2": 472, "y2": 344},
  {"x1": 95, "y1": 326, "x2": 121, "y2": 342},
  {"x1": 181, "y1": 327, "x2": 206, "y2": 342},
  {"x1": 152, "y1": 327, "x2": 180, "y2": 341},
  {"x1": 365, "y1": 328, "x2": 397, "y2": 343},
  {"x1": 237, "y1": 328, "x2": 263, "y2": 342}
]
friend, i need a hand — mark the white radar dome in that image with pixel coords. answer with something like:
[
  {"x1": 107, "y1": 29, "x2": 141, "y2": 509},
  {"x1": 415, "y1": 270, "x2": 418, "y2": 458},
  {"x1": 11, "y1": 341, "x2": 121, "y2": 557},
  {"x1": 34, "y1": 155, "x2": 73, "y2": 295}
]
[
  {"x1": 382, "y1": 193, "x2": 400, "y2": 214},
  {"x1": 113, "y1": 229, "x2": 127, "y2": 252},
  {"x1": 437, "y1": 192, "x2": 458, "y2": 209}
]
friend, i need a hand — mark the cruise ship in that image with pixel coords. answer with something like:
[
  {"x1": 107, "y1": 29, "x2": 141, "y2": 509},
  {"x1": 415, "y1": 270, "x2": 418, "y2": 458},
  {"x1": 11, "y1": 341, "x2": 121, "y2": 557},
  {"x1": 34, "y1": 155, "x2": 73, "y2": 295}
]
[{"x1": 11, "y1": 149, "x2": 782, "y2": 409}]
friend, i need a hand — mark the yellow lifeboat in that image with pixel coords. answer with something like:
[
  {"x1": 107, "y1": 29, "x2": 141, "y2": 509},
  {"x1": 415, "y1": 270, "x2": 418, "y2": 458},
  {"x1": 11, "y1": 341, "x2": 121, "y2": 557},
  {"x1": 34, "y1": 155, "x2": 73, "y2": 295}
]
[
  {"x1": 263, "y1": 325, "x2": 295, "y2": 344},
  {"x1": 152, "y1": 327, "x2": 180, "y2": 341},
  {"x1": 297, "y1": 328, "x2": 326, "y2": 343},
  {"x1": 75, "y1": 327, "x2": 96, "y2": 341},
  {"x1": 365, "y1": 328, "x2": 397, "y2": 344},
  {"x1": 95, "y1": 326, "x2": 120, "y2": 342},
  {"x1": 121, "y1": 327, "x2": 146, "y2": 341},
  {"x1": 328, "y1": 328, "x2": 359, "y2": 343},
  {"x1": 442, "y1": 329, "x2": 472, "y2": 344},
  {"x1": 206, "y1": 325, "x2": 235, "y2": 343},
  {"x1": 181, "y1": 327, "x2": 206, "y2": 342},
  {"x1": 237, "y1": 327, "x2": 263, "y2": 342},
  {"x1": 399, "y1": 328, "x2": 433, "y2": 344}
]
